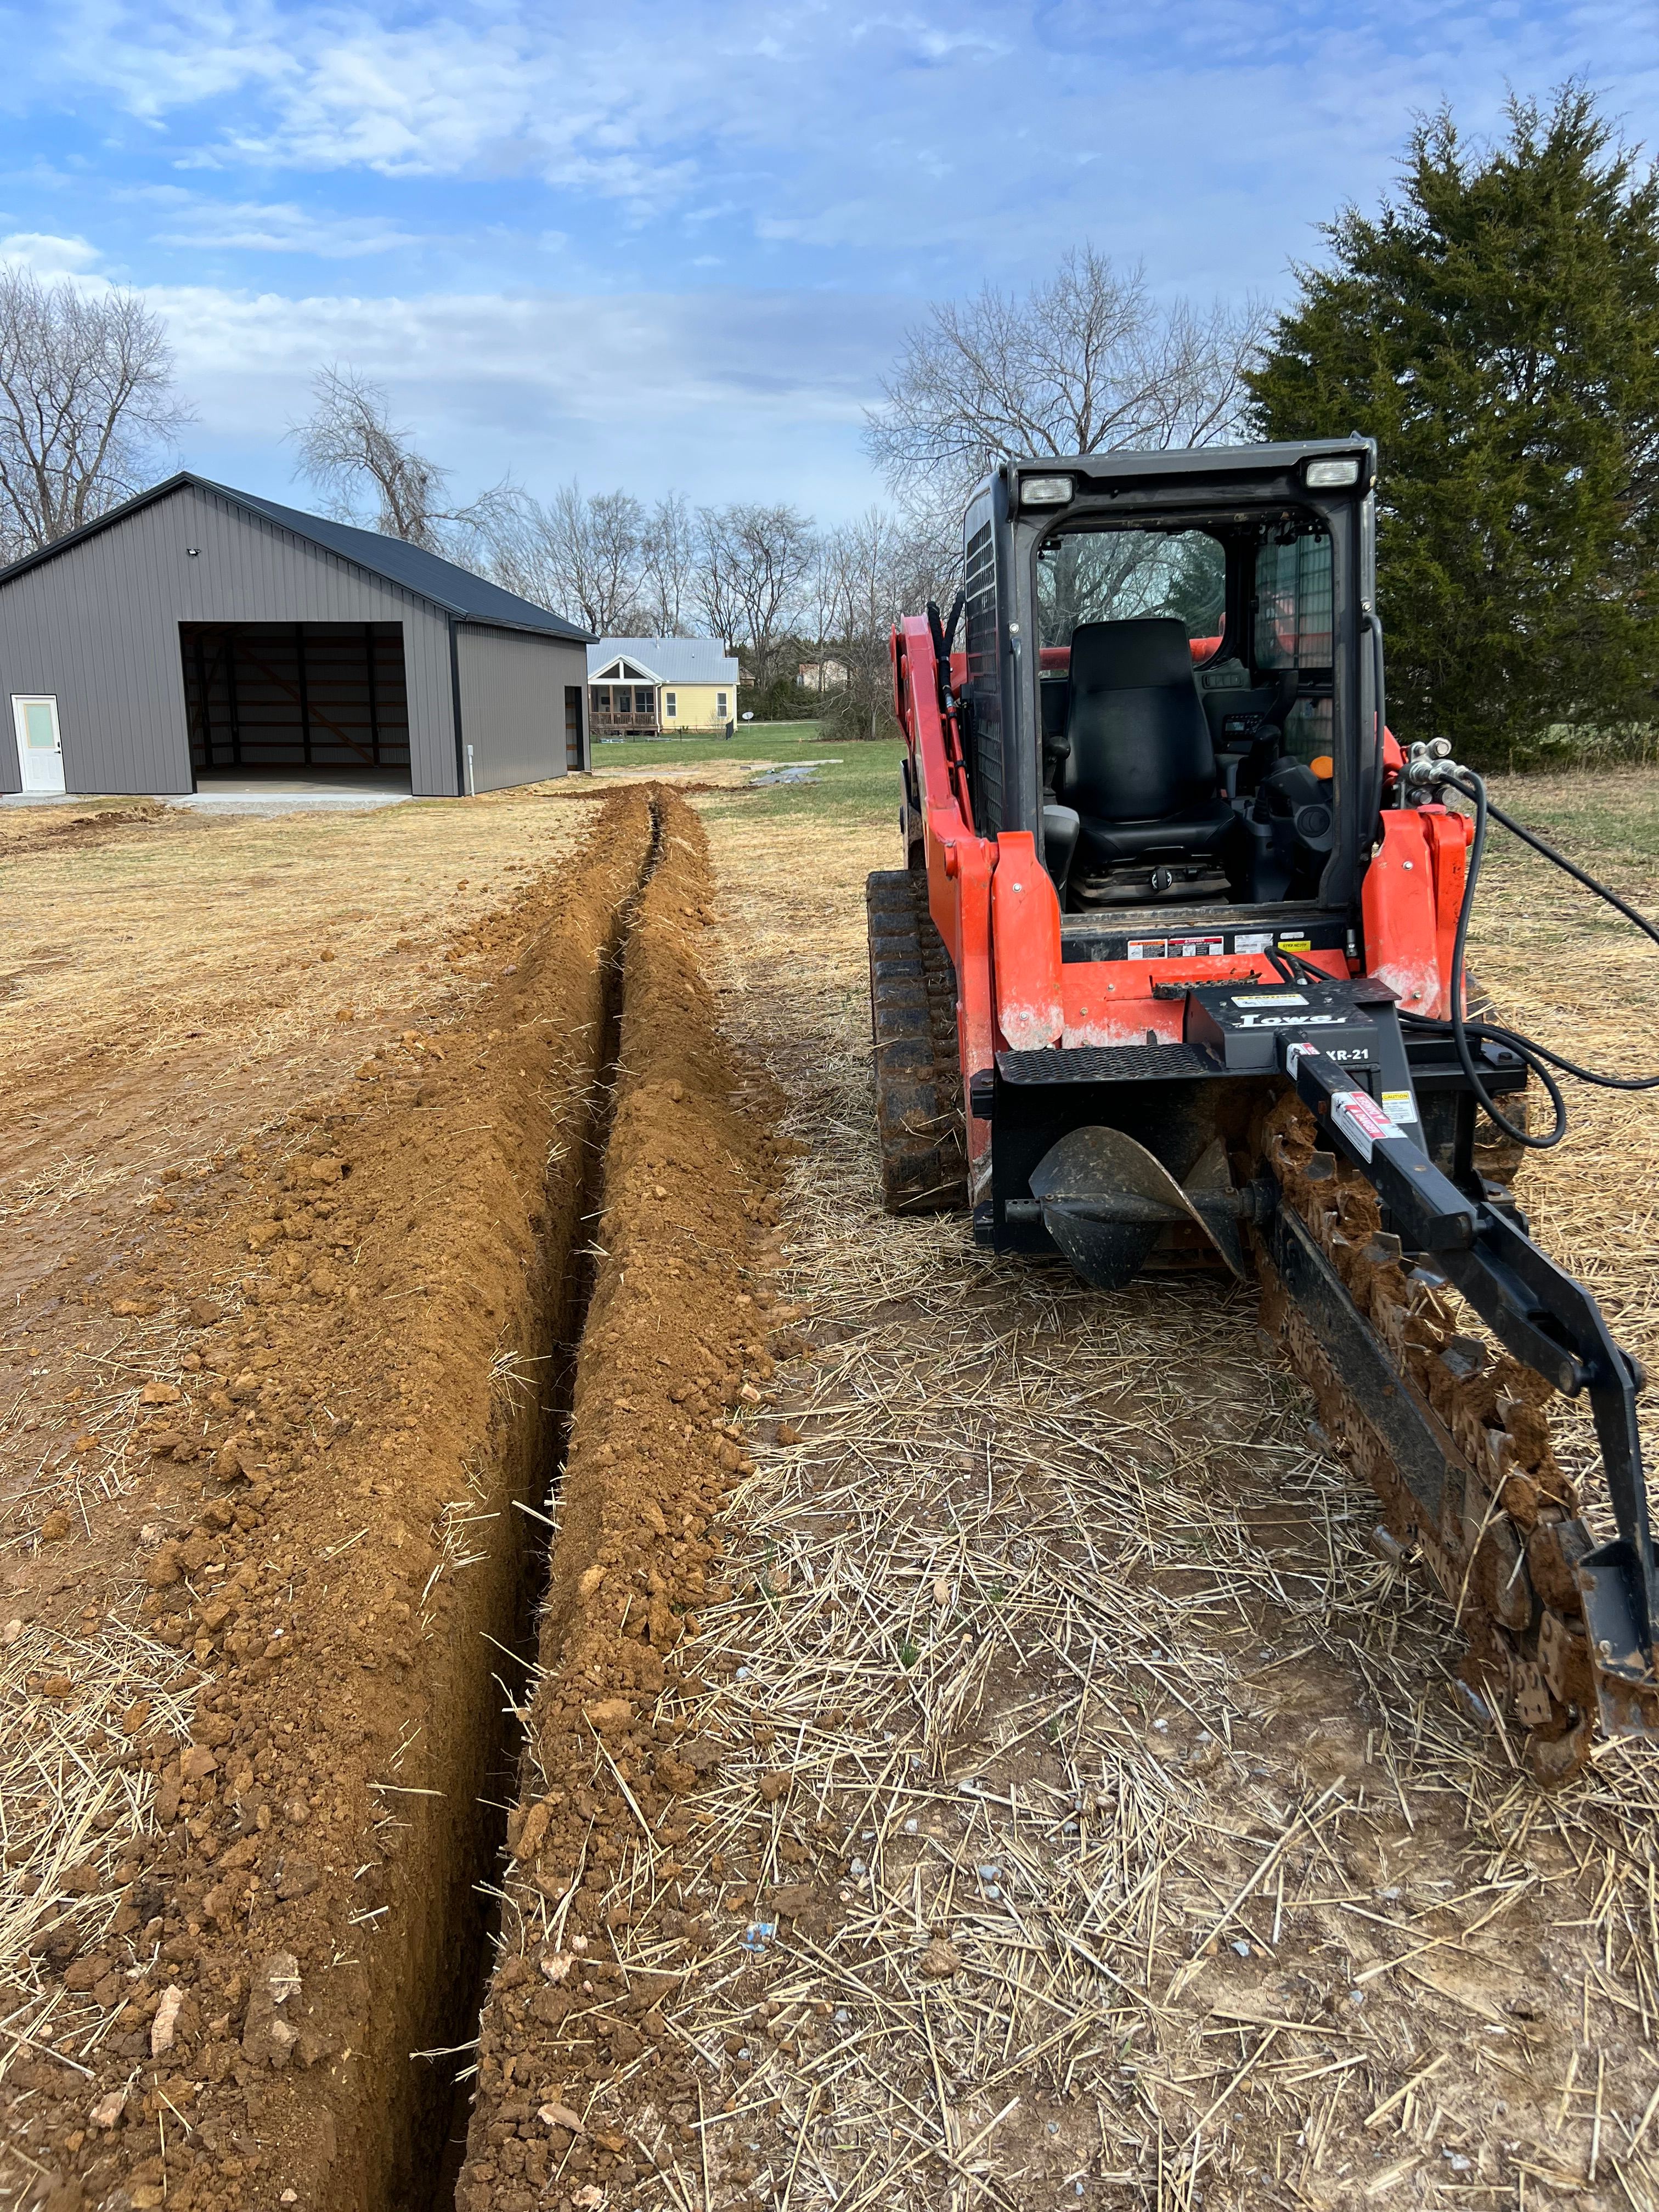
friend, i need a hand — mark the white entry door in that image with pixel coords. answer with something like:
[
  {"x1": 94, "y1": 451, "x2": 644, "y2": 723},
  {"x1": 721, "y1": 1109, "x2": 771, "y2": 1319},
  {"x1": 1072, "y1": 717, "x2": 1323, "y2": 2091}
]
[{"x1": 12, "y1": 696, "x2": 65, "y2": 794}]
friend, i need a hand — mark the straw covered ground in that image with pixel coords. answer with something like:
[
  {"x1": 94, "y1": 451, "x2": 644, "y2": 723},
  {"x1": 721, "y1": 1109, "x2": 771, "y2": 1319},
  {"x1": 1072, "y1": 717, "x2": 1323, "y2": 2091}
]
[{"x1": 592, "y1": 771, "x2": 1659, "y2": 2212}]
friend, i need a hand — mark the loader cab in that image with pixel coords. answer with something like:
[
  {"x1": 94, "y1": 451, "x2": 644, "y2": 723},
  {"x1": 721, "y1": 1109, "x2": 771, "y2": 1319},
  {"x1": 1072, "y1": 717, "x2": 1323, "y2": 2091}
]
[{"x1": 958, "y1": 440, "x2": 1378, "y2": 925}]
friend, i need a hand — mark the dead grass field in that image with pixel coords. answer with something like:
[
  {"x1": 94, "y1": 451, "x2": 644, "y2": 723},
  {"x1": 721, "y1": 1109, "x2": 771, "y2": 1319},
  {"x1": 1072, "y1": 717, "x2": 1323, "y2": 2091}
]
[{"x1": 637, "y1": 770, "x2": 1659, "y2": 2212}]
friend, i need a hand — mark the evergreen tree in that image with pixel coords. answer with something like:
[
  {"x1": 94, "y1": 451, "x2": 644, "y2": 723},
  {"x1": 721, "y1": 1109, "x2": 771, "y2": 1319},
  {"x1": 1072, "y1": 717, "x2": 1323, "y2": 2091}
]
[{"x1": 1247, "y1": 87, "x2": 1659, "y2": 766}]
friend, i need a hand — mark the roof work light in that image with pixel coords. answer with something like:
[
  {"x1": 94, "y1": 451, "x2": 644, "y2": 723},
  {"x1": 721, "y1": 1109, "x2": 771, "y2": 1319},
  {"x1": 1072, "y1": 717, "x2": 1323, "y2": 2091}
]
[{"x1": 1019, "y1": 476, "x2": 1074, "y2": 506}]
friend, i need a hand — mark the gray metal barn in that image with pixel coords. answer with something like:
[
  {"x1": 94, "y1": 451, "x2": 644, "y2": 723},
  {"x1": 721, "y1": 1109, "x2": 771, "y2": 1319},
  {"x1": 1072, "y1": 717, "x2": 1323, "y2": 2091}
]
[{"x1": 0, "y1": 474, "x2": 594, "y2": 799}]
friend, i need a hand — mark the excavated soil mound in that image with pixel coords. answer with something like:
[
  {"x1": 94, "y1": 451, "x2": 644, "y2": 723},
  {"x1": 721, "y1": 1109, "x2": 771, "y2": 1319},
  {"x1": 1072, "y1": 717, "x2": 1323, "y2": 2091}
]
[
  {"x1": 0, "y1": 789, "x2": 786, "y2": 2212},
  {"x1": 452, "y1": 811, "x2": 785, "y2": 2211}
]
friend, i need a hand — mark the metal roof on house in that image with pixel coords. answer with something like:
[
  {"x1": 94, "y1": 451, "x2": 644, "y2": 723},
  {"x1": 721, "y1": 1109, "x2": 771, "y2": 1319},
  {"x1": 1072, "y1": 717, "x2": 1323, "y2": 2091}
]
[
  {"x1": 588, "y1": 637, "x2": 738, "y2": 685},
  {"x1": 0, "y1": 472, "x2": 594, "y2": 644}
]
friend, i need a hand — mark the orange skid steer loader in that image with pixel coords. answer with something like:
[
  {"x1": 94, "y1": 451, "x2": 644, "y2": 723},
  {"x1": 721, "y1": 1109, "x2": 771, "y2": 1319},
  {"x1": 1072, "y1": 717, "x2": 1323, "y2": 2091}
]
[{"x1": 870, "y1": 438, "x2": 1658, "y2": 1781}]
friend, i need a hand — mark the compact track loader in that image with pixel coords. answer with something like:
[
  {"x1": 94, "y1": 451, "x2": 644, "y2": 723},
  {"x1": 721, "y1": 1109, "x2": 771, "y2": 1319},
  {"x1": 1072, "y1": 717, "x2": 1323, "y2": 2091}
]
[{"x1": 871, "y1": 438, "x2": 1659, "y2": 1780}]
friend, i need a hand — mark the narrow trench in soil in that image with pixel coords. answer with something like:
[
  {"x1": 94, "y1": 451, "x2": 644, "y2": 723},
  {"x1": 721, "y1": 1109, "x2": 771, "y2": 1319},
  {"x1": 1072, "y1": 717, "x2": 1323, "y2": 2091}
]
[{"x1": 411, "y1": 803, "x2": 666, "y2": 2212}]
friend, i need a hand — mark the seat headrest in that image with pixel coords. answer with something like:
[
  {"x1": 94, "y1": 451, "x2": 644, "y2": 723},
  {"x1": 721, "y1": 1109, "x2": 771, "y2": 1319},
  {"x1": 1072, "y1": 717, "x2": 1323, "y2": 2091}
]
[{"x1": 1069, "y1": 618, "x2": 1198, "y2": 693}]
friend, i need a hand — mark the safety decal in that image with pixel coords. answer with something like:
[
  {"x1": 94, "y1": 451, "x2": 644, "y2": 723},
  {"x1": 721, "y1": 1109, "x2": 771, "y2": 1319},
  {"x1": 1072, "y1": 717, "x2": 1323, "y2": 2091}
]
[{"x1": 1331, "y1": 1088, "x2": 1396, "y2": 1161}]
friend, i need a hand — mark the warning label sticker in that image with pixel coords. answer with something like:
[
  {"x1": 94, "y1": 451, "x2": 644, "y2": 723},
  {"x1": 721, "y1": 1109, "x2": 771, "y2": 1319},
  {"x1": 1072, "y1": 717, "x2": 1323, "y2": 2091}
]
[
  {"x1": 1332, "y1": 1088, "x2": 1396, "y2": 1161},
  {"x1": 1172, "y1": 937, "x2": 1226, "y2": 959},
  {"x1": 1382, "y1": 1089, "x2": 1415, "y2": 1125},
  {"x1": 1127, "y1": 940, "x2": 1167, "y2": 960}
]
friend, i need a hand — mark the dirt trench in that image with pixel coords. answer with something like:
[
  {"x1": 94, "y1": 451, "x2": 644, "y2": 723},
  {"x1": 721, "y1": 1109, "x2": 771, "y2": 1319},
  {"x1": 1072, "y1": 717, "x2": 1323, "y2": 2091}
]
[
  {"x1": 450, "y1": 803, "x2": 787, "y2": 2209},
  {"x1": 0, "y1": 788, "x2": 782, "y2": 2212}
]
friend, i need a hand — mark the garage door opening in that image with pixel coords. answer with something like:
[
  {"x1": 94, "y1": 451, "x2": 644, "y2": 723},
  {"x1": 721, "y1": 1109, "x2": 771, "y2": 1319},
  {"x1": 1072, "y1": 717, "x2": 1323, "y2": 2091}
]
[{"x1": 182, "y1": 622, "x2": 414, "y2": 791}]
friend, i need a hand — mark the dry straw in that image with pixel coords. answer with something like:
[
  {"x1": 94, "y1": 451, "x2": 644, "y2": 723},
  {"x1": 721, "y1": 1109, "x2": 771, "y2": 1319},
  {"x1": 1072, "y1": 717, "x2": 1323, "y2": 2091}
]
[{"x1": 537, "y1": 792, "x2": 1659, "y2": 2211}]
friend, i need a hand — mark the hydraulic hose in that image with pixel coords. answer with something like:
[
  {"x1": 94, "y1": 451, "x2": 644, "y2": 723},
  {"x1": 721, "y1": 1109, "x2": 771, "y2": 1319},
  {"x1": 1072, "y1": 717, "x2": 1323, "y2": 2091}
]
[{"x1": 1398, "y1": 762, "x2": 1659, "y2": 1149}]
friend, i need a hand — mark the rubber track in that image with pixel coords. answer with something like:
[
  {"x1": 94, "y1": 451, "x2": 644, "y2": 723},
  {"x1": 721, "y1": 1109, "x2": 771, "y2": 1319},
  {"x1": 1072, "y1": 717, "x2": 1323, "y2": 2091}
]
[{"x1": 866, "y1": 870, "x2": 969, "y2": 1214}]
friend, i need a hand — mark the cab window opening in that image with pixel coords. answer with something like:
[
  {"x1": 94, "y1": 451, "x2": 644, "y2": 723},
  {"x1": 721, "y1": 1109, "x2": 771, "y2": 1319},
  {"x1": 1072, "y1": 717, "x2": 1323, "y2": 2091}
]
[
  {"x1": 1037, "y1": 527, "x2": 1227, "y2": 662},
  {"x1": 1029, "y1": 509, "x2": 1339, "y2": 915}
]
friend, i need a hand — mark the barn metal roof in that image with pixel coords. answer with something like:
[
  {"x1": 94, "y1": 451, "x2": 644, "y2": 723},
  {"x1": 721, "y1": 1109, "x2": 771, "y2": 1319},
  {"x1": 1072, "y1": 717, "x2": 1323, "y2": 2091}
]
[{"x1": 0, "y1": 472, "x2": 594, "y2": 644}]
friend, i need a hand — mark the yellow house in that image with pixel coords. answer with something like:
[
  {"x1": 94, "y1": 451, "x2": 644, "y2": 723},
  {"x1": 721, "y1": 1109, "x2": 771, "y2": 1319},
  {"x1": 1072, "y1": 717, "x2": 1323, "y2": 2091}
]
[{"x1": 587, "y1": 638, "x2": 738, "y2": 736}]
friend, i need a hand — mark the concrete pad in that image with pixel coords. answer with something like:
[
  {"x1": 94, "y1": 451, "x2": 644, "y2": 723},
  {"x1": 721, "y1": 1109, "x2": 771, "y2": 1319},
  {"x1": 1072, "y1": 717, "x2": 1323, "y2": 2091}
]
[{"x1": 166, "y1": 773, "x2": 416, "y2": 817}]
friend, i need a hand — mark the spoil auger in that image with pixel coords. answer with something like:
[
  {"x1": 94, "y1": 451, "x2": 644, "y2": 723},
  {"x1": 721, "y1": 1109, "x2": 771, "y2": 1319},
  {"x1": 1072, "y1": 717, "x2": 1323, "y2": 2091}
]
[{"x1": 871, "y1": 438, "x2": 1659, "y2": 1780}]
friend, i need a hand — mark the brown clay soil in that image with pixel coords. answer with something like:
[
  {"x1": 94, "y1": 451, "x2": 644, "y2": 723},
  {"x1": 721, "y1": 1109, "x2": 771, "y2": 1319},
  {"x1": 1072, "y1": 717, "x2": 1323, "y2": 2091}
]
[
  {"x1": 0, "y1": 783, "x2": 785, "y2": 2212},
  {"x1": 5, "y1": 760, "x2": 1659, "y2": 2212},
  {"x1": 450, "y1": 801, "x2": 784, "y2": 2210}
]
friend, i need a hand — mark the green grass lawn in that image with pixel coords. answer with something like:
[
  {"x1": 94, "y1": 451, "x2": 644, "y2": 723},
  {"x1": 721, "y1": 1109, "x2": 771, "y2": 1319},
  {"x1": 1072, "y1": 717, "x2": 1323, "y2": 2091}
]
[
  {"x1": 594, "y1": 722, "x2": 904, "y2": 831},
  {"x1": 1487, "y1": 765, "x2": 1659, "y2": 883}
]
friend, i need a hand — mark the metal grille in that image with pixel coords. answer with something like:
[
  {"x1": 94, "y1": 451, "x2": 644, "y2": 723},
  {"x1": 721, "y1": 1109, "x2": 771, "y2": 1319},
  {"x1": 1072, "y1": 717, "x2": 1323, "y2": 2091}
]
[
  {"x1": 1254, "y1": 534, "x2": 1333, "y2": 670},
  {"x1": 962, "y1": 520, "x2": 1002, "y2": 835}
]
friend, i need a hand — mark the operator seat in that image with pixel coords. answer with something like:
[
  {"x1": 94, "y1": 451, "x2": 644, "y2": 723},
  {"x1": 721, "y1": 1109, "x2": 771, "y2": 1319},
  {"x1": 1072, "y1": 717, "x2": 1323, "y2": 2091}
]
[{"x1": 1058, "y1": 618, "x2": 1238, "y2": 874}]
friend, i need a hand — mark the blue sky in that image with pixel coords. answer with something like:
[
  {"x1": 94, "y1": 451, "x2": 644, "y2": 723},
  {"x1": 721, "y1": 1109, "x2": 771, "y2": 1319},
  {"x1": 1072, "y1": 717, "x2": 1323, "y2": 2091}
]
[{"x1": 4, "y1": 0, "x2": 1657, "y2": 522}]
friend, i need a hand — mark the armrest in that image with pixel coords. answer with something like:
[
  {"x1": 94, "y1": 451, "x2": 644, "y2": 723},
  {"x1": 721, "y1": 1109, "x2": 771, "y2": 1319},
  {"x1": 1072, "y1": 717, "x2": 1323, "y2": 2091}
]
[{"x1": 1041, "y1": 804, "x2": 1080, "y2": 893}]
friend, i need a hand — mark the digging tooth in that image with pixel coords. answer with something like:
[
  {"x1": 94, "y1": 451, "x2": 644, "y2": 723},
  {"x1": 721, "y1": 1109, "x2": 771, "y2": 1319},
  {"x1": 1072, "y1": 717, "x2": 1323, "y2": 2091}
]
[
  {"x1": 1257, "y1": 1095, "x2": 1604, "y2": 1784},
  {"x1": 1526, "y1": 1514, "x2": 1593, "y2": 1613},
  {"x1": 1539, "y1": 1603, "x2": 1595, "y2": 1708}
]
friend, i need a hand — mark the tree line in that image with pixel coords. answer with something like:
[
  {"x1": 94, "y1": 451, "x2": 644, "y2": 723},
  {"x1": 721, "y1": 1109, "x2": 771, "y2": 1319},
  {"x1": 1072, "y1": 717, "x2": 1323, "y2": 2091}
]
[{"x1": 0, "y1": 82, "x2": 1655, "y2": 761}]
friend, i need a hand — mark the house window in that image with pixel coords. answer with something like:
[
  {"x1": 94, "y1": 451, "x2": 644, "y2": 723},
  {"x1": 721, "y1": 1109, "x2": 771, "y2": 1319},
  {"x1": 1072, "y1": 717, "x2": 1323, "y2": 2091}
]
[
  {"x1": 664, "y1": 692, "x2": 677, "y2": 718},
  {"x1": 716, "y1": 691, "x2": 729, "y2": 717},
  {"x1": 635, "y1": 687, "x2": 655, "y2": 717}
]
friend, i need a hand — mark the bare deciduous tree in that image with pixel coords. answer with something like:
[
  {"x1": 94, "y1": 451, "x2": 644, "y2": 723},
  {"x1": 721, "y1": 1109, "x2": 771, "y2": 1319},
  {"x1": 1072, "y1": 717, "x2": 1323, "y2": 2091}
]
[
  {"x1": 813, "y1": 508, "x2": 958, "y2": 738},
  {"x1": 292, "y1": 364, "x2": 512, "y2": 552},
  {"x1": 696, "y1": 502, "x2": 816, "y2": 687},
  {"x1": 640, "y1": 492, "x2": 697, "y2": 635},
  {"x1": 485, "y1": 482, "x2": 645, "y2": 634},
  {"x1": 0, "y1": 268, "x2": 188, "y2": 561},
  {"x1": 690, "y1": 510, "x2": 743, "y2": 659},
  {"x1": 582, "y1": 489, "x2": 646, "y2": 634},
  {"x1": 864, "y1": 246, "x2": 1268, "y2": 519},
  {"x1": 816, "y1": 509, "x2": 898, "y2": 738}
]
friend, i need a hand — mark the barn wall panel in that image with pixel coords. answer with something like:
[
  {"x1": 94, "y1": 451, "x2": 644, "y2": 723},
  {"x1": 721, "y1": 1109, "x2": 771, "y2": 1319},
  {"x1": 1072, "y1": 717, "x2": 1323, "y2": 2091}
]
[{"x1": 454, "y1": 626, "x2": 579, "y2": 792}]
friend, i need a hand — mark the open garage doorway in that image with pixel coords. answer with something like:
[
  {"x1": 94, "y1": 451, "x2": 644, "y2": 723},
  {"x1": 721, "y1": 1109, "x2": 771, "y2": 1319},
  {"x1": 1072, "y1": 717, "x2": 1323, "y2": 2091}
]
[{"x1": 181, "y1": 622, "x2": 414, "y2": 794}]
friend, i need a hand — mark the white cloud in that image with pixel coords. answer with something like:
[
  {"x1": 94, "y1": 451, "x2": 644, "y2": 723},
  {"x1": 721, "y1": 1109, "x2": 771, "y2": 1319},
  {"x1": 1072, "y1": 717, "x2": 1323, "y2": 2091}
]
[
  {"x1": 8, "y1": 0, "x2": 1659, "y2": 528},
  {"x1": 11, "y1": 0, "x2": 1658, "y2": 295},
  {"x1": 144, "y1": 194, "x2": 421, "y2": 257},
  {"x1": 149, "y1": 274, "x2": 909, "y2": 514},
  {"x1": 0, "y1": 232, "x2": 104, "y2": 276}
]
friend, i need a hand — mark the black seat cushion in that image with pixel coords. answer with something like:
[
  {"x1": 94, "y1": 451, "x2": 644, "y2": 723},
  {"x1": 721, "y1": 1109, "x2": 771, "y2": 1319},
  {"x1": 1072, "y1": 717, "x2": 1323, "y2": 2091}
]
[
  {"x1": 1075, "y1": 802, "x2": 1237, "y2": 868},
  {"x1": 1059, "y1": 617, "x2": 1235, "y2": 865}
]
